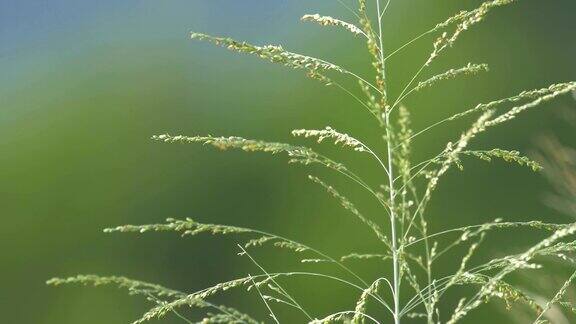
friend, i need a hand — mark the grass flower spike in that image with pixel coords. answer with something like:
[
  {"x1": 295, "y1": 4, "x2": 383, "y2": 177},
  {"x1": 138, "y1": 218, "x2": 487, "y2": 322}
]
[{"x1": 50, "y1": 1, "x2": 576, "y2": 323}]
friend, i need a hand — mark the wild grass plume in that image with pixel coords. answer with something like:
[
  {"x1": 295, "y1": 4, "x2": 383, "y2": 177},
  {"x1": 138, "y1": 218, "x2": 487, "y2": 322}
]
[{"x1": 49, "y1": 1, "x2": 576, "y2": 323}]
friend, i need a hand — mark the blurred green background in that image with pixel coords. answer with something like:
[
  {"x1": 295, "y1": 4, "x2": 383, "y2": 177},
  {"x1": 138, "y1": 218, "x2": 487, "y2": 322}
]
[{"x1": 1, "y1": 0, "x2": 575, "y2": 323}]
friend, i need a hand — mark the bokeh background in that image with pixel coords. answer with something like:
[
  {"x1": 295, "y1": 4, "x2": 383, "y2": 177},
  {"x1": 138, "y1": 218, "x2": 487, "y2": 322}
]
[{"x1": 1, "y1": 0, "x2": 575, "y2": 323}]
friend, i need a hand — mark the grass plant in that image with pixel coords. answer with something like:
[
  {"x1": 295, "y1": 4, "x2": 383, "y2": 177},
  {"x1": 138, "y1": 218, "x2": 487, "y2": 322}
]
[{"x1": 48, "y1": 1, "x2": 576, "y2": 323}]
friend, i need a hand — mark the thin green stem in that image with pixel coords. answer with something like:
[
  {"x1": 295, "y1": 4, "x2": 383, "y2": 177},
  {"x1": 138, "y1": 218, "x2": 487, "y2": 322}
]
[
  {"x1": 384, "y1": 30, "x2": 434, "y2": 62},
  {"x1": 335, "y1": 0, "x2": 362, "y2": 20},
  {"x1": 331, "y1": 80, "x2": 382, "y2": 123},
  {"x1": 376, "y1": 0, "x2": 400, "y2": 323},
  {"x1": 240, "y1": 245, "x2": 313, "y2": 320},
  {"x1": 346, "y1": 71, "x2": 383, "y2": 95},
  {"x1": 248, "y1": 274, "x2": 281, "y2": 324},
  {"x1": 389, "y1": 62, "x2": 427, "y2": 114}
]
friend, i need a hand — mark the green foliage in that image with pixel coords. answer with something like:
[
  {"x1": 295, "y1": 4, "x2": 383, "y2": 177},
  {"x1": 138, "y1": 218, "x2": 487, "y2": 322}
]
[{"x1": 50, "y1": 1, "x2": 576, "y2": 323}]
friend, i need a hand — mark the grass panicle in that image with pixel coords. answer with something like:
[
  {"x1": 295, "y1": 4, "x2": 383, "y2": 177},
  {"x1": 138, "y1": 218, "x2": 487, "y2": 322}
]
[
  {"x1": 462, "y1": 149, "x2": 543, "y2": 171},
  {"x1": 301, "y1": 14, "x2": 365, "y2": 37},
  {"x1": 292, "y1": 127, "x2": 367, "y2": 152},
  {"x1": 50, "y1": 1, "x2": 576, "y2": 323},
  {"x1": 414, "y1": 63, "x2": 489, "y2": 92}
]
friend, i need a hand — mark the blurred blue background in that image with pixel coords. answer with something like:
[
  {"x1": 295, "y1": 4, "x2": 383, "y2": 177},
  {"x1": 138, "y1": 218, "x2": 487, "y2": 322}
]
[{"x1": 1, "y1": 0, "x2": 575, "y2": 323}]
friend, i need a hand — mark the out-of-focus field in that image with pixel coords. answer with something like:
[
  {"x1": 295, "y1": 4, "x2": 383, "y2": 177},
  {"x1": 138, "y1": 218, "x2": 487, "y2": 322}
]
[{"x1": 1, "y1": 1, "x2": 575, "y2": 323}]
